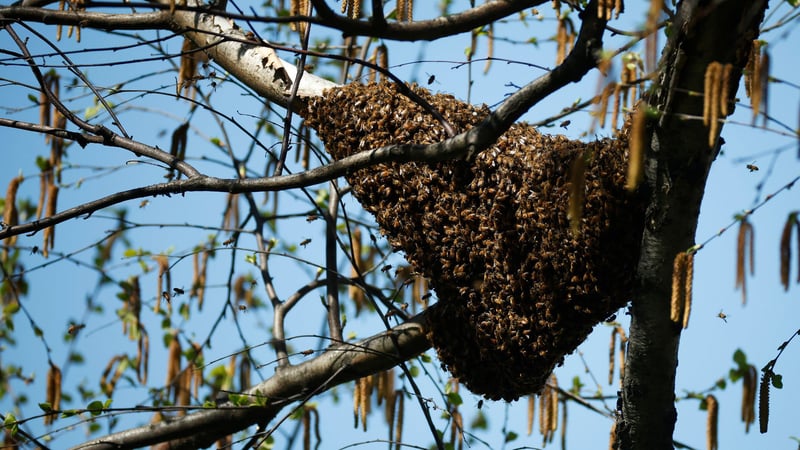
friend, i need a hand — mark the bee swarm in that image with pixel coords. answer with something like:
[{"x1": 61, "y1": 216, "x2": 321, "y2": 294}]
[{"x1": 302, "y1": 82, "x2": 645, "y2": 401}]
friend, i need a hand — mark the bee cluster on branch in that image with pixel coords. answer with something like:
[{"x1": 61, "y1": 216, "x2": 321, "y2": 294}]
[{"x1": 302, "y1": 82, "x2": 645, "y2": 400}]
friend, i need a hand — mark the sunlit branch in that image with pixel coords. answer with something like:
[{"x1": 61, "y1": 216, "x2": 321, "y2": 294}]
[
  {"x1": 310, "y1": 0, "x2": 549, "y2": 41},
  {"x1": 0, "y1": 0, "x2": 607, "y2": 242},
  {"x1": 0, "y1": 6, "x2": 172, "y2": 29},
  {"x1": 74, "y1": 311, "x2": 431, "y2": 449}
]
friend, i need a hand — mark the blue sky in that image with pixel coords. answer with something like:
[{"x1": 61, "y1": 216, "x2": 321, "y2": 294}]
[{"x1": 1, "y1": 1, "x2": 799, "y2": 449}]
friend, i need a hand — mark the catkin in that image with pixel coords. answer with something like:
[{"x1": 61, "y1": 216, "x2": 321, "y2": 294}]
[
  {"x1": 3, "y1": 175, "x2": 23, "y2": 251},
  {"x1": 735, "y1": 219, "x2": 754, "y2": 304},
  {"x1": 394, "y1": 390, "x2": 404, "y2": 450},
  {"x1": 527, "y1": 395, "x2": 535, "y2": 435},
  {"x1": 568, "y1": 152, "x2": 586, "y2": 235},
  {"x1": 44, "y1": 364, "x2": 62, "y2": 425},
  {"x1": 780, "y1": 214, "x2": 795, "y2": 290},
  {"x1": 626, "y1": 102, "x2": 646, "y2": 191},
  {"x1": 670, "y1": 252, "x2": 687, "y2": 324},
  {"x1": 706, "y1": 395, "x2": 718, "y2": 450},
  {"x1": 742, "y1": 364, "x2": 756, "y2": 433},
  {"x1": 682, "y1": 252, "x2": 694, "y2": 329},
  {"x1": 759, "y1": 371, "x2": 770, "y2": 433}
]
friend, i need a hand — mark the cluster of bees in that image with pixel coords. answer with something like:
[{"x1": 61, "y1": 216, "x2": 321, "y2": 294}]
[{"x1": 302, "y1": 82, "x2": 645, "y2": 400}]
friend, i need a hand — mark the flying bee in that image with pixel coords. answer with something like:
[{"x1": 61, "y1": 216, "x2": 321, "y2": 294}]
[
  {"x1": 300, "y1": 238, "x2": 312, "y2": 247},
  {"x1": 222, "y1": 237, "x2": 235, "y2": 246},
  {"x1": 746, "y1": 163, "x2": 759, "y2": 172},
  {"x1": 173, "y1": 287, "x2": 185, "y2": 296},
  {"x1": 68, "y1": 323, "x2": 86, "y2": 335},
  {"x1": 238, "y1": 304, "x2": 248, "y2": 312},
  {"x1": 717, "y1": 310, "x2": 727, "y2": 323}
]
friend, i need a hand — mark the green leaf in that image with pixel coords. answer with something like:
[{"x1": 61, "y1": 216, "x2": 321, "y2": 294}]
[
  {"x1": 87, "y1": 400, "x2": 105, "y2": 416},
  {"x1": 504, "y1": 431, "x2": 518, "y2": 442},
  {"x1": 27, "y1": 94, "x2": 39, "y2": 104},
  {"x1": 61, "y1": 409, "x2": 79, "y2": 418},
  {"x1": 470, "y1": 411, "x2": 488, "y2": 430},
  {"x1": 408, "y1": 365, "x2": 420, "y2": 377},
  {"x1": 771, "y1": 374, "x2": 783, "y2": 389},
  {"x1": 419, "y1": 353, "x2": 432, "y2": 363},
  {"x1": 38, "y1": 402, "x2": 53, "y2": 413},
  {"x1": 3, "y1": 302, "x2": 20, "y2": 315},
  {"x1": 3, "y1": 413, "x2": 18, "y2": 435},
  {"x1": 84, "y1": 104, "x2": 101, "y2": 120},
  {"x1": 229, "y1": 394, "x2": 249, "y2": 406},
  {"x1": 732, "y1": 348, "x2": 748, "y2": 371},
  {"x1": 446, "y1": 392, "x2": 463, "y2": 406}
]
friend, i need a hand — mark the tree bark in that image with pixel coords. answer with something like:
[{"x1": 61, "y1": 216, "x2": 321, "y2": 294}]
[
  {"x1": 618, "y1": 1, "x2": 768, "y2": 449},
  {"x1": 73, "y1": 313, "x2": 430, "y2": 449}
]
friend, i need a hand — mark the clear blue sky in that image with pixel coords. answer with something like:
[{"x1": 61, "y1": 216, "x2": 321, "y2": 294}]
[{"x1": 1, "y1": 1, "x2": 799, "y2": 449}]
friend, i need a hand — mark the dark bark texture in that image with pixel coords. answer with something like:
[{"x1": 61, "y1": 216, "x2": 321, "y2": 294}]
[{"x1": 617, "y1": 1, "x2": 768, "y2": 449}]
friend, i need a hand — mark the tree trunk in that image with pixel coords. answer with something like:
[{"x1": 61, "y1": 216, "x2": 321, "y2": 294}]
[{"x1": 618, "y1": 1, "x2": 768, "y2": 448}]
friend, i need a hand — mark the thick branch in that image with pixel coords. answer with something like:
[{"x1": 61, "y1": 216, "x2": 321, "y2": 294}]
[
  {"x1": 162, "y1": 0, "x2": 337, "y2": 108},
  {"x1": 0, "y1": 1, "x2": 607, "y2": 242},
  {"x1": 74, "y1": 312, "x2": 430, "y2": 450},
  {"x1": 618, "y1": 1, "x2": 768, "y2": 449},
  {"x1": 0, "y1": 7, "x2": 171, "y2": 29},
  {"x1": 310, "y1": 0, "x2": 548, "y2": 41}
]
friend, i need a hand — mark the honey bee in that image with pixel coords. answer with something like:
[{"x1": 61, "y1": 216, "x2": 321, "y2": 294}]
[
  {"x1": 222, "y1": 237, "x2": 235, "y2": 246},
  {"x1": 238, "y1": 304, "x2": 248, "y2": 312},
  {"x1": 68, "y1": 323, "x2": 86, "y2": 335},
  {"x1": 300, "y1": 238, "x2": 312, "y2": 247},
  {"x1": 717, "y1": 310, "x2": 727, "y2": 323},
  {"x1": 173, "y1": 287, "x2": 185, "y2": 296},
  {"x1": 746, "y1": 163, "x2": 759, "y2": 172}
]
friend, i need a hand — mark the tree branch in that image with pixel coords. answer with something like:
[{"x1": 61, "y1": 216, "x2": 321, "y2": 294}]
[
  {"x1": 73, "y1": 311, "x2": 431, "y2": 450},
  {"x1": 0, "y1": 6, "x2": 172, "y2": 29},
  {"x1": 310, "y1": 0, "x2": 549, "y2": 41},
  {"x1": 0, "y1": 0, "x2": 607, "y2": 242},
  {"x1": 0, "y1": 118, "x2": 200, "y2": 178}
]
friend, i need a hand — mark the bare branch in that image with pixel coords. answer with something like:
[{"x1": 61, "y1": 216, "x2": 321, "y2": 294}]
[
  {"x1": 0, "y1": 118, "x2": 200, "y2": 178},
  {"x1": 0, "y1": 0, "x2": 607, "y2": 241},
  {"x1": 0, "y1": 6, "x2": 172, "y2": 30},
  {"x1": 73, "y1": 311, "x2": 431, "y2": 450},
  {"x1": 310, "y1": 0, "x2": 550, "y2": 41}
]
